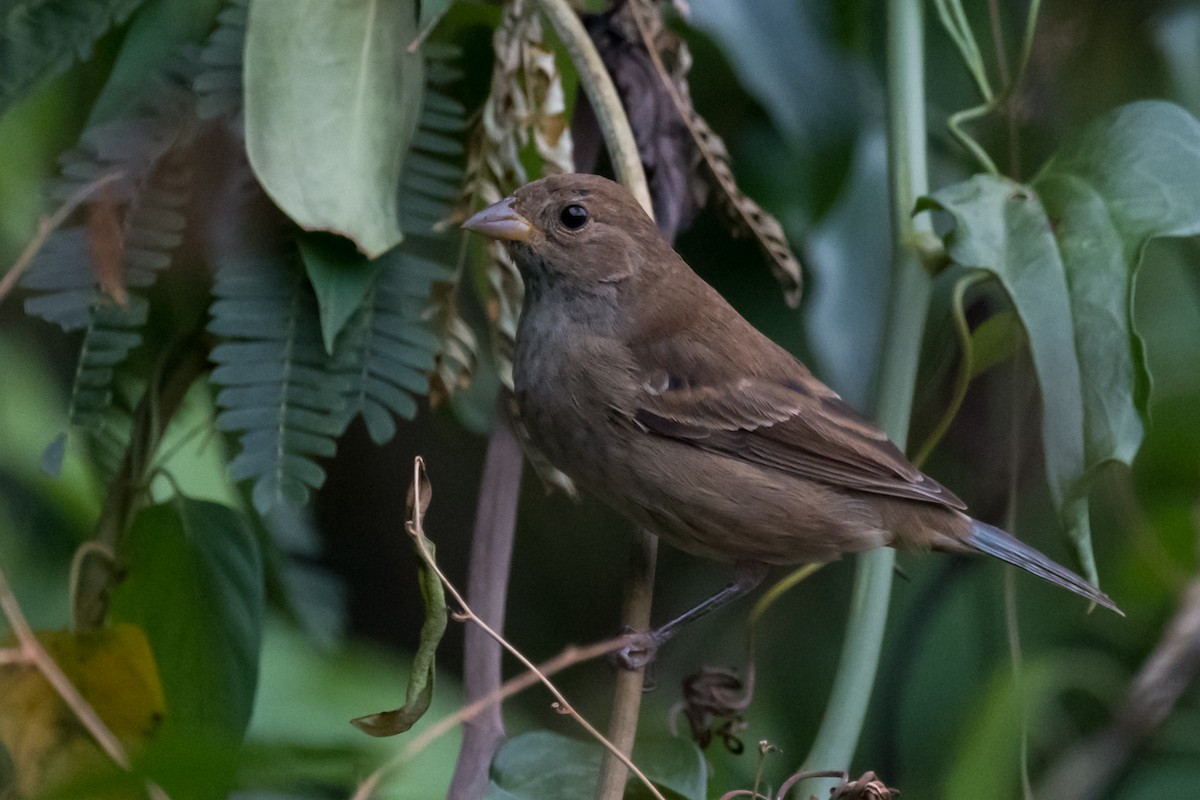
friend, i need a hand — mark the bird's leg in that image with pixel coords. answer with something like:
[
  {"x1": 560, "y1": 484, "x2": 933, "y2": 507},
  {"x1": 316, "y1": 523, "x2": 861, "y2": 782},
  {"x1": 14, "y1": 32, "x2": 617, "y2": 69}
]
[{"x1": 617, "y1": 561, "x2": 768, "y2": 670}]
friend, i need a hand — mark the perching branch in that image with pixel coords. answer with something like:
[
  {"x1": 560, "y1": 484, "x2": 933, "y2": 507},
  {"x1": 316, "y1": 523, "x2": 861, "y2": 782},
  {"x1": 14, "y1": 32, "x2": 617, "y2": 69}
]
[
  {"x1": 0, "y1": 171, "x2": 124, "y2": 307},
  {"x1": 354, "y1": 458, "x2": 666, "y2": 800},
  {"x1": 531, "y1": 4, "x2": 656, "y2": 799}
]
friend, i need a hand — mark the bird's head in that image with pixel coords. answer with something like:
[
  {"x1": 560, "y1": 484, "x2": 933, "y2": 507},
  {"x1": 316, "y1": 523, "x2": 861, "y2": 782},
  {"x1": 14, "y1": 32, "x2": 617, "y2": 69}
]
[{"x1": 462, "y1": 174, "x2": 663, "y2": 292}]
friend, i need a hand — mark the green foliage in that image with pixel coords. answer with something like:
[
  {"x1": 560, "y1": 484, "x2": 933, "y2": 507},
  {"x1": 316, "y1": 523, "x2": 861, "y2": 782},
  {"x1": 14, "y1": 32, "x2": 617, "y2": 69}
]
[
  {"x1": 1034, "y1": 101, "x2": 1200, "y2": 467},
  {"x1": 244, "y1": 0, "x2": 425, "y2": 258},
  {"x1": 20, "y1": 61, "x2": 197, "y2": 475},
  {"x1": 486, "y1": 731, "x2": 706, "y2": 800},
  {"x1": 210, "y1": 34, "x2": 462, "y2": 509},
  {"x1": 110, "y1": 497, "x2": 263, "y2": 795},
  {"x1": 194, "y1": 0, "x2": 247, "y2": 119},
  {"x1": 921, "y1": 100, "x2": 1200, "y2": 582},
  {"x1": 208, "y1": 233, "x2": 351, "y2": 513},
  {"x1": 85, "y1": 0, "x2": 223, "y2": 127},
  {"x1": 5, "y1": 2, "x2": 1200, "y2": 799},
  {"x1": 0, "y1": 0, "x2": 147, "y2": 117}
]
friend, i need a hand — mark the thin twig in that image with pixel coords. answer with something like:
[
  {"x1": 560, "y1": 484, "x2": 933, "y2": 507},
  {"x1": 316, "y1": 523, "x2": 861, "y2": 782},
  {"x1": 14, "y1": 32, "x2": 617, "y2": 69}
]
[
  {"x1": 593, "y1": 528, "x2": 657, "y2": 800},
  {"x1": 0, "y1": 171, "x2": 124, "y2": 307},
  {"x1": 353, "y1": 459, "x2": 666, "y2": 800},
  {"x1": 447, "y1": 410, "x2": 523, "y2": 800}
]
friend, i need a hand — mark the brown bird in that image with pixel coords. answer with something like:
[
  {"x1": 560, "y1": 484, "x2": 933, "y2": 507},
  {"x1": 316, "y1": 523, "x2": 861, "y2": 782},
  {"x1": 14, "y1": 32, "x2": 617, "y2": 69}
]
[{"x1": 463, "y1": 174, "x2": 1120, "y2": 652}]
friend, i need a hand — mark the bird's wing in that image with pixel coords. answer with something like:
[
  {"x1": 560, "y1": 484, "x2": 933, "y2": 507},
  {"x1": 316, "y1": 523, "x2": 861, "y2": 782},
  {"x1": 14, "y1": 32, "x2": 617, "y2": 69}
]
[{"x1": 632, "y1": 366, "x2": 966, "y2": 510}]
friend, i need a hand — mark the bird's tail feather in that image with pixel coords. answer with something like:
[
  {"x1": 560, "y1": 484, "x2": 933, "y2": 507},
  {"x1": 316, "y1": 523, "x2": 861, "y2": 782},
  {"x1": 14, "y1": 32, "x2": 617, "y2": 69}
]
[{"x1": 965, "y1": 519, "x2": 1122, "y2": 615}]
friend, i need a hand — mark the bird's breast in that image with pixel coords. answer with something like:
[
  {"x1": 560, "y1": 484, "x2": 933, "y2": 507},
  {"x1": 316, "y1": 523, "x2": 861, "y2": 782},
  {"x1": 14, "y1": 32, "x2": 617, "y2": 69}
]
[{"x1": 513, "y1": 304, "x2": 637, "y2": 488}]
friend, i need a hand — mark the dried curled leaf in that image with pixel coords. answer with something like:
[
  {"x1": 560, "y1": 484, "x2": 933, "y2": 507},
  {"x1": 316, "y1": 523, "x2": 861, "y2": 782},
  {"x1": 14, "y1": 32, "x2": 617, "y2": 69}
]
[
  {"x1": 427, "y1": 285, "x2": 479, "y2": 407},
  {"x1": 85, "y1": 185, "x2": 128, "y2": 308},
  {"x1": 460, "y1": 0, "x2": 575, "y2": 370},
  {"x1": 623, "y1": 0, "x2": 804, "y2": 305},
  {"x1": 670, "y1": 666, "x2": 750, "y2": 754},
  {"x1": 453, "y1": 0, "x2": 577, "y2": 494},
  {"x1": 575, "y1": 2, "x2": 699, "y2": 241},
  {"x1": 351, "y1": 457, "x2": 446, "y2": 736}
]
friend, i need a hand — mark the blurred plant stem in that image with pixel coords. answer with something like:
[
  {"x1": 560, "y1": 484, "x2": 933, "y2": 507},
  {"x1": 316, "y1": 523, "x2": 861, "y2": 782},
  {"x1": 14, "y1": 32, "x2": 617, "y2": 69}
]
[
  {"x1": 446, "y1": 409, "x2": 523, "y2": 800},
  {"x1": 72, "y1": 333, "x2": 209, "y2": 631},
  {"x1": 796, "y1": 0, "x2": 933, "y2": 795}
]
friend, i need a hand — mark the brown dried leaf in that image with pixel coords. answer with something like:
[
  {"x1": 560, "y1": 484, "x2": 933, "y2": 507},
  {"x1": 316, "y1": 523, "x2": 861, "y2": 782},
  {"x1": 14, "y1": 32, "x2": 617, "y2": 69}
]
[
  {"x1": 457, "y1": 0, "x2": 575, "y2": 378},
  {"x1": 691, "y1": 114, "x2": 802, "y2": 306},
  {"x1": 451, "y1": 0, "x2": 578, "y2": 497},
  {"x1": 426, "y1": 284, "x2": 479, "y2": 407},
  {"x1": 86, "y1": 186, "x2": 128, "y2": 308},
  {"x1": 624, "y1": 0, "x2": 804, "y2": 306},
  {"x1": 575, "y1": 3, "x2": 699, "y2": 242},
  {"x1": 829, "y1": 771, "x2": 898, "y2": 800}
]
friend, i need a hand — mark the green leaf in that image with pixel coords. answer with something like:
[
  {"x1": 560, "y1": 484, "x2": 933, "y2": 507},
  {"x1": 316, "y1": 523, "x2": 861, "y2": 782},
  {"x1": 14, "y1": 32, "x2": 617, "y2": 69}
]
[
  {"x1": 349, "y1": 480, "x2": 446, "y2": 736},
  {"x1": 110, "y1": 498, "x2": 263, "y2": 794},
  {"x1": 244, "y1": 0, "x2": 425, "y2": 258},
  {"x1": 416, "y1": 0, "x2": 452, "y2": 45},
  {"x1": 485, "y1": 731, "x2": 706, "y2": 800},
  {"x1": 298, "y1": 231, "x2": 384, "y2": 354},
  {"x1": 0, "y1": 0, "x2": 146, "y2": 117},
  {"x1": 1034, "y1": 100, "x2": 1200, "y2": 468},
  {"x1": 86, "y1": 0, "x2": 223, "y2": 126},
  {"x1": 968, "y1": 310, "x2": 1022, "y2": 380},
  {"x1": 920, "y1": 175, "x2": 1094, "y2": 578},
  {"x1": 944, "y1": 652, "x2": 1125, "y2": 800}
]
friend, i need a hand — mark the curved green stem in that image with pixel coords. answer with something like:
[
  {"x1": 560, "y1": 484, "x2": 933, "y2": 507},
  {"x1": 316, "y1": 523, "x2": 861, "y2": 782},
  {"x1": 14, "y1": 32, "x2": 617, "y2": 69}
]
[
  {"x1": 795, "y1": 0, "x2": 933, "y2": 794},
  {"x1": 536, "y1": 0, "x2": 650, "y2": 211},
  {"x1": 936, "y1": 0, "x2": 1043, "y2": 176},
  {"x1": 912, "y1": 271, "x2": 987, "y2": 468}
]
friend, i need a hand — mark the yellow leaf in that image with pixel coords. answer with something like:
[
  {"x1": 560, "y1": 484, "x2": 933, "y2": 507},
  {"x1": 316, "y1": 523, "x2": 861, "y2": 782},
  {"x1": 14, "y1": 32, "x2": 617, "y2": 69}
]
[{"x1": 0, "y1": 624, "x2": 165, "y2": 797}]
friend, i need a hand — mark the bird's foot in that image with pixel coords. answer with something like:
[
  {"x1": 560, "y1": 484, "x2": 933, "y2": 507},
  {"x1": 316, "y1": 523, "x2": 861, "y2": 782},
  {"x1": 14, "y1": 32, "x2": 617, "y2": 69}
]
[{"x1": 612, "y1": 628, "x2": 663, "y2": 671}]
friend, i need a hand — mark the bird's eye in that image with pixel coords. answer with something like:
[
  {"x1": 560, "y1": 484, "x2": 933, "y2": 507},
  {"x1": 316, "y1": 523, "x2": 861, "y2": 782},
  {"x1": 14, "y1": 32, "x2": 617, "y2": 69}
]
[{"x1": 559, "y1": 203, "x2": 589, "y2": 230}]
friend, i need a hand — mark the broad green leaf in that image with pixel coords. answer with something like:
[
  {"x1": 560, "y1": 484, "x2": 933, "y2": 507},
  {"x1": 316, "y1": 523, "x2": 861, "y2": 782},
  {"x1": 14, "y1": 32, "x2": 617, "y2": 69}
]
[
  {"x1": 110, "y1": 499, "x2": 263, "y2": 763},
  {"x1": 485, "y1": 731, "x2": 706, "y2": 800},
  {"x1": 919, "y1": 175, "x2": 1094, "y2": 578},
  {"x1": 86, "y1": 0, "x2": 223, "y2": 127},
  {"x1": 0, "y1": 0, "x2": 146, "y2": 117},
  {"x1": 298, "y1": 231, "x2": 384, "y2": 354},
  {"x1": 244, "y1": 0, "x2": 424, "y2": 258},
  {"x1": 1034, "y1": 100, "x2": 1200, "y2": 468}
]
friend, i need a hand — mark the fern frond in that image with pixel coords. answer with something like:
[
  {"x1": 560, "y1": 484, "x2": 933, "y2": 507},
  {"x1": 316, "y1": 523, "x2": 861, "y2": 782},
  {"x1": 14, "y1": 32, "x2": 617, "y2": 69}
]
[
  {"x1": 330, "y1": 44, "x2": 465, "y2": 440},
  {"x1": 397, "y1": 47, "x2": 465, "y2": 235},
  {"x1": 209, "y1": 43, "x2": 466, "y2": 505},
  {"x1": 20, "y1": 62, "x2": 197, "y2": 473},
  {"x1": 194, "y1": 0, "x2": 247, "y2": 119},
  {"x1": 335, "y1": 248, "x2": 448, "y2": 444},
  {"x1": 210, "y1": 242, "x2": 353, "y2": 513},
  {"x1": 0, "y1": 0, "x2": 146, "y2": 115}
]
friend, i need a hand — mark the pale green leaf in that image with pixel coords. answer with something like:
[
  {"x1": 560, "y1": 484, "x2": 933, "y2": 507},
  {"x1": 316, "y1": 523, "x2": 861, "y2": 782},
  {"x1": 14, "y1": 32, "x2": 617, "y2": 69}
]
[
  {"x1": 921, "y1": 175, "x2": 1093, "y2": 577},
  {"x1": 244, "y1": 0, "x2": 424, "y2": 257},
  {"x1": 1034, "y1": 100, "x2": 1200, "y2": 469}
]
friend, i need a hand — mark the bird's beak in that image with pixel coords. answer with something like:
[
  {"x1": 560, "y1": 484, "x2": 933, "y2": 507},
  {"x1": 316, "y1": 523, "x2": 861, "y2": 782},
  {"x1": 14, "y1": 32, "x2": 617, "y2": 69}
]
[{"x1": 461, "y1": 197, "x2": 535, "y2": 243}]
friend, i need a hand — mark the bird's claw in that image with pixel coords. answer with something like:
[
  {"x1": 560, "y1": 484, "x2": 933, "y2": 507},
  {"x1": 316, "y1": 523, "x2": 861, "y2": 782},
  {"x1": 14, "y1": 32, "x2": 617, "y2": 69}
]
[{"x1": 613, "y1": 628, "x2": 662, "y2": 671}]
